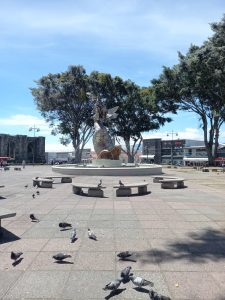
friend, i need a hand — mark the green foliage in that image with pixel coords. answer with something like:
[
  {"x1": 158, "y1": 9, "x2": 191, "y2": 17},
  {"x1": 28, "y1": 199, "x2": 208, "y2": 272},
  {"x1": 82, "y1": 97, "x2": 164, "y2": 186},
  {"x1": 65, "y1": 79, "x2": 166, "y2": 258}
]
[
  {"x1": 151, "y1": 15, "x2": 225, "y2": 165},
  {"x1": 31, "y1": 65, "x2": 94, "y2": 163}
]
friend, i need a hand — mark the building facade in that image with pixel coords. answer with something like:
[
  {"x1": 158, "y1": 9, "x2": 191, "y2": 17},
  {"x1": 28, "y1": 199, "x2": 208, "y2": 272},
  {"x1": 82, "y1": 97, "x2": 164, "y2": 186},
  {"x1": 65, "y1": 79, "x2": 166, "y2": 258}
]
[
  {"x1": 0, "y1": 134, "x2": 45, "y2": 163},
  {"x1": 142, "y1": 138, "x2": 205, "y2": 165}
]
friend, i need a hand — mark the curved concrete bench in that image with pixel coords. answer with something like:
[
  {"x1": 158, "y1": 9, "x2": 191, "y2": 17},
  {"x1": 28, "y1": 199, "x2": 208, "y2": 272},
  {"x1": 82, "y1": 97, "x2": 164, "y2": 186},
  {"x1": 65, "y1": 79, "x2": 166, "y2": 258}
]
[
  {"x1": 32, "y1": 177, "x2": 53, "y2": 188},
  {"x1": 160, "y1": 178, "x2": 185, "y2": 189},
  {"x1": 44, "y1": 175, "x2": 72, "y2": 183},
  {"x1": 113, "y1": 182, "x2": 148, "y2": 196},
  {"x1": 153, "y1": 176, "x2": 177, "y2": 183},
  {"x1": 72, "y1": 183, "x2": 106, "y2": 197},
  {"x1": 14, "y1": 167, "x2": 21, "y2": 171}
]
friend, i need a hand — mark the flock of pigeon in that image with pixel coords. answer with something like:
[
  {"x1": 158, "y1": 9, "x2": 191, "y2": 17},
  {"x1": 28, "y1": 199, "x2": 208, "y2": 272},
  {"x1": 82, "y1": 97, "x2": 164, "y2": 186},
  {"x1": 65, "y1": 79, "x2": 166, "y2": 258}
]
[{"x1": 9, "y1": 183, "x2": 172, "y2": 300}]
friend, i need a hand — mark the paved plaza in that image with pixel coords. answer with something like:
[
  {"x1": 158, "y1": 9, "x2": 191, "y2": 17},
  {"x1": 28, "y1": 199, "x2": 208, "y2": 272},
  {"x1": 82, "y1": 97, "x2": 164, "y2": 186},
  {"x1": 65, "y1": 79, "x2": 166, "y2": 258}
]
[{"x1": 1, "y1": 166, "x2": 225, "y2": 299}]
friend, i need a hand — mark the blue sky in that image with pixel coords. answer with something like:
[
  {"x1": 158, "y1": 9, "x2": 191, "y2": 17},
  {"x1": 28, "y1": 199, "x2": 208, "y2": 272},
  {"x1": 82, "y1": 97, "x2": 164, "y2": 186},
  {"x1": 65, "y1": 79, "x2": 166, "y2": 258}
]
[{"x1": 0, "y1": 0, "x2": 225, "y2": 151}]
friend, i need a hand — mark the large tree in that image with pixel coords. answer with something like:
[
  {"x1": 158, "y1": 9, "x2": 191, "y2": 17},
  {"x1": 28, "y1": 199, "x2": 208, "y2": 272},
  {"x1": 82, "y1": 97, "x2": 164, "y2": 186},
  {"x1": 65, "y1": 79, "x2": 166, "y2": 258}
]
[
  {"x1": 31, "y1": 65, "x2": 94, "y2": 163},
  {"x1": 152, "y1": 16, "x2": 225, "y2": 165},
  {"x1": 89, "y1": 72, "x2": 174, "y2": 162}
]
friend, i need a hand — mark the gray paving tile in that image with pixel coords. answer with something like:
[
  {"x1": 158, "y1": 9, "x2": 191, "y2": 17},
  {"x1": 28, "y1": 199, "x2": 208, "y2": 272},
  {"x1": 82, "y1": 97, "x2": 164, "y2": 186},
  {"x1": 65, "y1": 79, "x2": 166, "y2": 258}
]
[
  {"x1": 0, "y1": 270, "x2": 22, "y2": 298},
  {"x1": 4, "y1": 271, "x2": 69, "y2": 299}
]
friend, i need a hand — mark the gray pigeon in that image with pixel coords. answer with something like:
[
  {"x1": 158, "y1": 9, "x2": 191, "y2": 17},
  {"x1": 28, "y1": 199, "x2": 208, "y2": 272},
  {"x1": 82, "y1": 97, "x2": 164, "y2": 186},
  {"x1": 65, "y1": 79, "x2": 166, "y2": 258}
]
[
  {"x1": 32, "y1": 194, "x2": 35, "y2": 199},
  {"x1": 24, "y1": 184, "x2": 28, "y2": 188},
  {"x1": 70, "y1": 228, "x2": 77, "y2": 243},
  {"x1": 36, "y1": 190, "x2": 40, "y2": 195},
  {"x1": 121, "y1": 266, "x2": 132, "y2": 279},
  {"x1": 30, "y1": 213, "x2": 39, "y2": 222},
  {"x1": 129, "y1": 275, "x2": 154, "y2": 288},
  {"x1": 149, "y1": 289, "x2": 171, "y2": 300},
  {"x1": 11, "y1": 251, "x2": 23, "y2": 261},
  {"x1": 117, "y1": 251, "x2": 132, "y2": 259},
  {"x1": 119, "y1": 180, "x2": 124, "y2": 186},
  {"x1": 52, "y1": 253, "x2": 72, "y2": 261},
  {"x1": 103, "y1": 279, "x2": 122, "y2": 291},
  {"x1": 59, "y1": 222, "x2": 72, "y2": 229},
  {"x1": 98, "y1": 179, "x2": 102, "y2": 187},
  {"x1": 88, "y1": 228, "x2": 97, "y2": 240}
]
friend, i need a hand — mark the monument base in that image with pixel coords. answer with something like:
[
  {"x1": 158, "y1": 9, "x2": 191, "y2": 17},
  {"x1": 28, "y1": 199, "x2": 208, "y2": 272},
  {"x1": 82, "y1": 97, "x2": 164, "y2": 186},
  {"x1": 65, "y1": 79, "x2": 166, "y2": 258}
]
[{"x1": 92, "y1": 159, "x2": 122, "y2": 168}]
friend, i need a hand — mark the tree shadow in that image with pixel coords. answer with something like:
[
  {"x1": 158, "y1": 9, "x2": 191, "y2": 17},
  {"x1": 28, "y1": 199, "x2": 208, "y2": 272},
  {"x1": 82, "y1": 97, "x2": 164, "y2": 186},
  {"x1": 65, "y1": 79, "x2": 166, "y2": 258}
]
[
  {"x1": 0, "y1": 228, "x2": 20, "y2": 244},
  {"x1": 105, "y1": 288, "x2": 126, "y2": 300},
  {"x1": 135, "y1": 228, "x2": 225, "y2": 264}
]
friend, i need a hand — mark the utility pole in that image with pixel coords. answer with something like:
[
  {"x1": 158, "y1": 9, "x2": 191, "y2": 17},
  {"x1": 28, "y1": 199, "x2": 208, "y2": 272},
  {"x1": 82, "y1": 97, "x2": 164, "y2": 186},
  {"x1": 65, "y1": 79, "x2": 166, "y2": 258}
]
[
  {"x1": 167, "y1": 131, "x2": 178, "y2": 165},
  {"x1": 29, "y1": 125, "x2": 40, "y2": 166}
]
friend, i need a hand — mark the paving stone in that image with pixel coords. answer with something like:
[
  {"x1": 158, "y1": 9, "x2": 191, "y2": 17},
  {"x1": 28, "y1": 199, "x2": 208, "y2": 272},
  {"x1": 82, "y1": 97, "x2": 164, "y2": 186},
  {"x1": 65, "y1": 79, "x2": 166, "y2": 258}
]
[
  {"x1": 42, "y1": 238, "x2": 82, "y2": 251},
  {"x1": 163, "y1": 271, "x2": 224, "y2": 300},
  {"x1": 4, "y1": 238, "x2": 49, "y2": 252},
  {"x1": 73, "y1": 251, "x2": 115, "y2": 270},
  {"x1": 0, "y1": 270, "x2": 22, "y2": 298},
  {"x1": 4, "y1": 270, "x2": 69, "y2": 299}
]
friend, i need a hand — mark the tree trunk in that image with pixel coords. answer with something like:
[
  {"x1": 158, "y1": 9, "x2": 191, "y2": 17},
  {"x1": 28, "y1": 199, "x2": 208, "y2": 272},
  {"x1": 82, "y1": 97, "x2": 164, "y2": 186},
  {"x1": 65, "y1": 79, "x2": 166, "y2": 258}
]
[
  {"x1": 202, "y1": 117, "x2": 214, "y2": 166},
  {"x1": 124, "y1": 138, "x2": 134, "y2": 163}
]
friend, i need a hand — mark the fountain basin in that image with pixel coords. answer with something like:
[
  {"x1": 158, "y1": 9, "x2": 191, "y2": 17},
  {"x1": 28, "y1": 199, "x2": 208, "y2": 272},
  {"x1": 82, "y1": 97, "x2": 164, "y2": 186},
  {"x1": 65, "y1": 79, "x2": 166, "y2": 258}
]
[{"x1": 52, "y1": 164, "x2": 162, "y2": 176}]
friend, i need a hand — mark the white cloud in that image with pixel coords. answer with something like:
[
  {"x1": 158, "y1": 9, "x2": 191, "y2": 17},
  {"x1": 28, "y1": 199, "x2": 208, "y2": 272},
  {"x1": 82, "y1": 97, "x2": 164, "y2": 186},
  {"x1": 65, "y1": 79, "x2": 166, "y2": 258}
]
[
  {"x1": 45, "y1": 143, "x2": 74, "y2": 152},
  {"x1": 0, "y1": 114, "x2": 52, "y2": 135}
]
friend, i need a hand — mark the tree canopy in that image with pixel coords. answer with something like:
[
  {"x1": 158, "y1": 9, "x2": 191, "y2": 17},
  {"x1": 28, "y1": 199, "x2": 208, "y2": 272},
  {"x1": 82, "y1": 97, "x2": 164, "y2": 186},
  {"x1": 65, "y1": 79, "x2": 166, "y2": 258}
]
[
  {"x1": 151, "y1": 15, "x2": 225, "y2": 165},
  {"x1": 31, "y1": 65, "x2": 94, "y2": 163}
]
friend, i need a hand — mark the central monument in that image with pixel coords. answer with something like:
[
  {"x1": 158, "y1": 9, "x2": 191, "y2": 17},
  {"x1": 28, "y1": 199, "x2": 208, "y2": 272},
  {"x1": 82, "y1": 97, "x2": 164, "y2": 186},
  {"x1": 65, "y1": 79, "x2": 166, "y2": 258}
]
[{"x1": 92, "y1": 98, "x2": 122, "y2": 166}]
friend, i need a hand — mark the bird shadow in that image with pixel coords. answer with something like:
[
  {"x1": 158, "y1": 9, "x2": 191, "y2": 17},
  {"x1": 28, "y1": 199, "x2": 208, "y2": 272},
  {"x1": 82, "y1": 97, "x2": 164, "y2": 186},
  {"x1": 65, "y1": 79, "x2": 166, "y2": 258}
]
[
  {"x1": 133, "y1": 287, "x2": 149, "y2": 293},
  {"x1": 0, "y1": 228, "x2": 20, "y2": 244},
  {"x1": 54, "y1": 261, "x2": 74, "y2": 264},
  {"x1": 12, "y1": 257, "x2": 23, "y2": 267},
  {"x1": 105, "y1": 288, "x2": 126, "y2": 299},
  {"x1": 60, "y1": 228, "x2": 72, "y2": 231},
  {"x1": 118, "y1": 258, "x2": 137, "y2": 263},
  {"x1": 71, "y1": 238, "x2": 78, "y2": 243},
  {"x1": 0, "y1": 196, "x2": 6, "y2": 200}
]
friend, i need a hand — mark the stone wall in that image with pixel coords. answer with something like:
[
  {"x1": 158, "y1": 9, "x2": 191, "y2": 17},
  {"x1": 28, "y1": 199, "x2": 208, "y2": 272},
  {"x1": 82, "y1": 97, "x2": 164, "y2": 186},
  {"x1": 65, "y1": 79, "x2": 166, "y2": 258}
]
[{"x1": 0, "y1": 134, "x2": 45, "y2": 163}]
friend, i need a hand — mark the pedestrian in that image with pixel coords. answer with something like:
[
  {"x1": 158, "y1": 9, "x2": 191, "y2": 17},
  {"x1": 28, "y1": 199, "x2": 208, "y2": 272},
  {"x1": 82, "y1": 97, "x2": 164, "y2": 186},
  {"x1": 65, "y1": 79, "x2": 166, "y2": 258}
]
[
  {"x1": 0, "y1": 160, "x2": 3, "y2": 168},
  {"x1": 22, "y1": 160, "x2": 26, "y2": 169}
]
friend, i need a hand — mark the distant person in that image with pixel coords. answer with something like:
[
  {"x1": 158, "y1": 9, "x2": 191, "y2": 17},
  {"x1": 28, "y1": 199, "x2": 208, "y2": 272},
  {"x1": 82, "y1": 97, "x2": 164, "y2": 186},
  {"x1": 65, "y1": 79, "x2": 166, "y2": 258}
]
[
  {"x1": 0, "y1": 160, "x2": 3, "y2": 168},
  {"x1": 51, "y1": 160, "x2": 54, "y2": 165},
  {"x1": 22, "y1": 160, "x2": 26, "y2": 169}
]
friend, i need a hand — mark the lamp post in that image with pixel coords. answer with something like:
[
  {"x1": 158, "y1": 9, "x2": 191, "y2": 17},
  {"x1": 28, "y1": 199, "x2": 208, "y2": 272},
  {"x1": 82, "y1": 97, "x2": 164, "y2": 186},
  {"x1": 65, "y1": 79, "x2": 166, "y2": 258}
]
[
  {"x1": 29, "y1": 125, "x2": 40, "y2": 166},
  {"x1": 167, "y1": 131, "x2": 178, "y2": 165}
]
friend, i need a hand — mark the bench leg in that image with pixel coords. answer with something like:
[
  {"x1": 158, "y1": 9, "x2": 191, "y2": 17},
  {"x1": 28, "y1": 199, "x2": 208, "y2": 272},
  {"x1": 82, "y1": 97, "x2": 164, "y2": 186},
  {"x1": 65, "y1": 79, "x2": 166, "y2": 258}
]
[
  {"x1": 116, "y1": 188, "x2": 131, "y2": 197},
  {"x1": 73, "y1": 186, "x2": 82, "y2": 195},
  {"x1": 0, "y1": 219, "x2": 2, "y2": 237},
  {"x1": 88, "y1": 188, "x2": 103, "y2": 197},
  {"x1": 61, "y1": 177, "x2": 72, "y2": 183},
  {"x1": 138, "y1": 186, "x2": 147, "y2": 195},
  {"x1": 161, "y1": 182, "x2": 175, "y2": 189}
]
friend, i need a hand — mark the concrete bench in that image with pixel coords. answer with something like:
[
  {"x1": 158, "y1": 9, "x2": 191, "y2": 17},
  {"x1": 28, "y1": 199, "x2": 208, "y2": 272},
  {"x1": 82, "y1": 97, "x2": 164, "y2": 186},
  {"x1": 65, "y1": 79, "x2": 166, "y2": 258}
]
[
  {"x1": 32, "y1": 177, "x2": 53, "y2": 188},
  {"x1": 72, "y1": 183, "x2": 106, "y2": 197},
  {"x1": 160, "y1": 178, "x2": 185, "y2": 189},
  {"x1": 113, "y1": 182, "x2": 148, "y2": 197},
  {"x1": 14, "y1": 167, "x2": 21, "y2": 171},
  {"x1": 152, "y1": 176, "x2": 177, "y2": 183},
  {"x1": 202, "y1": 168, "x2": 209, "y2": 172},
  {"x1": 44, "y1": 175, "x2": 72, "y2": 183},
  {"x1": 0, "y1": 208, "x2": 16, "y2": 235}
]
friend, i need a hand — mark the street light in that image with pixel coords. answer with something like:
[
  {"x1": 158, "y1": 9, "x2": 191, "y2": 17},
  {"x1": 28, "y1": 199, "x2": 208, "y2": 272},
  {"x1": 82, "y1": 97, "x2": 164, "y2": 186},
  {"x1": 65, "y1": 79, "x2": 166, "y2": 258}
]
[
  {"x1": 29, "y1": 125, "x2": 40, "y2": 165},
  {"x1": 167, "y1": 130, "x2": 178, "y2": 165}
]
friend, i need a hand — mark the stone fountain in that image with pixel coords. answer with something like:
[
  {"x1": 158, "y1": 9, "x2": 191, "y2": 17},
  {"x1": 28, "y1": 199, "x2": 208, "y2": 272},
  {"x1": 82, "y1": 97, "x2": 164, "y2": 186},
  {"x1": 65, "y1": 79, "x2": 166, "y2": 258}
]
[{"x1": 52, "y1": 98, "x2": 162, "y2": 176}]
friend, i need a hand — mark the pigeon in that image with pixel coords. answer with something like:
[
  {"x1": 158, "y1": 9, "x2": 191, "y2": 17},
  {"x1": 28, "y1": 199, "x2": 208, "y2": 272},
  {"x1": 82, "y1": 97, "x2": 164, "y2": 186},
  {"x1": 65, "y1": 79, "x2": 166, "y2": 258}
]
[
  {"x1": 149, "y1": 289, "x2": 171, "y2": 300},
  {"x1": 117, "y1": 251, "x2": 132, "y2": 260},
  {"x1": 103, "y1": 279, "x2": 122, "y2": 291},
  {"x1": 88, "y1": 228, "x2": 97, "y2": 240},
  {"x1": 52, "y1": 253, "x2": 72, "y2": 261},
  {"x1": 29, "y1": 213, "x2": 39, "y2": 222},
  {"x1": 129, "y1": 275, "x2": 154, "y2": 288},
  {"x1": 24, "y1": 184, "x2": 28, "y2": 188},
  {"x1": 70, "y1": 228, "x2": 77, "y2": 243},
  {"x1": 11, "y1": 251, "x2": 23, "y2": 261},
  {"x1": 119, "y1": 180, "x2": 124, "y2": 186},
  {"x1": 98, "y1": 179, "x2": 102, "y2": 188},
  {"x1": 32, "y1": 194, "x2": 35, "y2": 199},
  {"x1": 121, "y1": 266, "x2": 132, "y2": 279},
  {"x1": 59, "y1": 222, "x2": 72, "y2": 229},
  {"x1": 36, "y1": 190, "x2": 40, "y2": 195}
]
